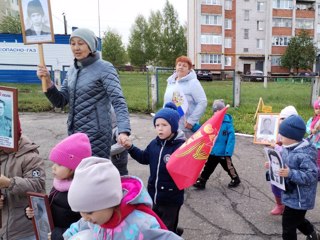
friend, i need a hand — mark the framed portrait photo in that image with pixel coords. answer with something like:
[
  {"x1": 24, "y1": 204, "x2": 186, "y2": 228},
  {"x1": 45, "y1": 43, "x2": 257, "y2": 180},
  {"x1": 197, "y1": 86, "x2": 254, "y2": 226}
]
[
  {"x1": 0, "y1": 86, "x2": 18, "y2": 152},
  {"x1": 27, "y1": 192, "x2": 54, "y2": 240},
  {"x1": 254, "y1": 113, "x2": 280, "y2": 145},
  {"x1": 19, "y1": 0, "x2": 55, "y2": 44},
  {"x1": 264, "y1": 148, "x2": 286, "y2": 191}
]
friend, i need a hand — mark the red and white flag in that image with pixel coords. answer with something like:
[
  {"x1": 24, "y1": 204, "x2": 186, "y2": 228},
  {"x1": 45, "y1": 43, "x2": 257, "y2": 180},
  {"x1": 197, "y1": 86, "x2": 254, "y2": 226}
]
[{"x1": 166, "y1": 105, "x2": 229, "y2": 190}]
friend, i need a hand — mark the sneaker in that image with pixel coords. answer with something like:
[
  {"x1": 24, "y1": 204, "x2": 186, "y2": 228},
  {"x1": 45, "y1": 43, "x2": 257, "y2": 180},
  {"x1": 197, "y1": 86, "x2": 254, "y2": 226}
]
[
  {"x1": 306, "y1": 231, "x2": 319, "y2": 240},
  {"x1": 228, "y1": 177, "x2": 241, "y2": 188},
  {"x1": 193, "y1": 178, "x2": 206, "y2": 190},
  {"x1": 176, "y1": 227, "x2": 184, "y2": 236}
]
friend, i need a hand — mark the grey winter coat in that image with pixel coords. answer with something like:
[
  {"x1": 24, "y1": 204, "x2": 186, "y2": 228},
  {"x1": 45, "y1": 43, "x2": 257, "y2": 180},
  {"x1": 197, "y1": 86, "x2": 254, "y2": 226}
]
[
  {"x1": 45, "y1": 53, "x2": 131, "y2": 158},
  {"x1": 0, "y1": 135, "x2": 46, "y2": 240},
  {"x1": 281, "y1": 140, "x2": 318, "y2": 210}
]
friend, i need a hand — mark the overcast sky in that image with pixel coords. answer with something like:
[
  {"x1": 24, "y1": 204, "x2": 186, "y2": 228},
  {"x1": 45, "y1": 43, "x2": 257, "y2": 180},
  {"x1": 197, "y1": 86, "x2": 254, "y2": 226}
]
[{"x1": 50, "y1": 0, "x2": 187, "y2": 45}]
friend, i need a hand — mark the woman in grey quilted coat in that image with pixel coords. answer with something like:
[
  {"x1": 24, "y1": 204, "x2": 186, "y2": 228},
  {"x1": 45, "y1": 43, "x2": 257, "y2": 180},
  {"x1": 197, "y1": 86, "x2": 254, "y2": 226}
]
[{"x1": 37, "y1": 28, "x2": 131, "y2": 158}]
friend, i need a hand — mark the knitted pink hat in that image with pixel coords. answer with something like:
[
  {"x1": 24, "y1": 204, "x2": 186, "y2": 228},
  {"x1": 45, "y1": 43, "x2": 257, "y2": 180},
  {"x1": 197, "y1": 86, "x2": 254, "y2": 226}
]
[
  {"x1": 314, "y1": 99, "x2": 320, "y2": 109},
  {"x1": 49, "y1": 133, "x2": 92, "y2": 170}
]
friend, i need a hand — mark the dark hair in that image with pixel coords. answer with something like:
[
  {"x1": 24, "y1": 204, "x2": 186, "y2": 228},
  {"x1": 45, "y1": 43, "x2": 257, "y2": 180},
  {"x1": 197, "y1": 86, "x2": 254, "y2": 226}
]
[
  {"x1": 0, "y1": 99, "x2": 5, "y2": 106},
  {"x1": 27, "y1": 0, "x2": 44, "y2": 17},
  {"x1": 175, "y1": 56, "x2": 192, "y2": 70}
]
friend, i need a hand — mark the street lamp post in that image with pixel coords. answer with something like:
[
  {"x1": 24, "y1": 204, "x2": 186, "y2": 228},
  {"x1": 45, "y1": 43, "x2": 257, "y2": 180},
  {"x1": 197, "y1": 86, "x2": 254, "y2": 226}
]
[{"x1": 98, "y1": 0, "x2": 101, "y2": 39}]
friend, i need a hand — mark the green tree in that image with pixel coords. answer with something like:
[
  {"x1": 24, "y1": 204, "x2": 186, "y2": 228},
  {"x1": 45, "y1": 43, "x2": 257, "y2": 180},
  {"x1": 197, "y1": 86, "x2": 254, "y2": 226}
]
[
  {"x1": 145, "y1": 10, "x2": 163, "y2": 65},
  {"x1": 101, "y1": 30, "x2": 126, "y2": 66},
  {"x1": 0, "y1": 15, "x2": 21, "y2": 33},
  {"x1": 281, "y1": 30, "x2": 317, "y2": 73},
  {"x1": 127, "y1": 15, "x2": 148, "y2": 67},
  {"x1": 159, "y1": 0, "x2": 187, "y2": 67}
]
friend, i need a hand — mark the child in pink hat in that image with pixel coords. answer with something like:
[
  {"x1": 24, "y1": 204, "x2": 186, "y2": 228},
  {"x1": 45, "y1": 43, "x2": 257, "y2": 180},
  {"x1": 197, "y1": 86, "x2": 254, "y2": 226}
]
[
  {"x1": 306, "y1": 99, "x2": 320, "y2": 181},
  {"x1": 26, "y1": 133, "x2": 92, "y2": 240}
]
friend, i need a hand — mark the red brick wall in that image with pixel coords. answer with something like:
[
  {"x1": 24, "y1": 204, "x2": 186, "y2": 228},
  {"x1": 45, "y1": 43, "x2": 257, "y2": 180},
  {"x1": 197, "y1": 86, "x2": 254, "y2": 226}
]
[
  {"x1": 201, "y1": 25, "x2": 222, "y2": 34},
  {"x1": 272, "y1": 28, "x2": 292, "y2": 36},
  {"x1": 273, "y1": 9, "x2": 292, "y2": 17},
  {"x1": 201, "y1": 45, "x2": 222, "y2": 53},
  {"x1": 201, "y1": 5, "x2": 222, "y2": 14}
]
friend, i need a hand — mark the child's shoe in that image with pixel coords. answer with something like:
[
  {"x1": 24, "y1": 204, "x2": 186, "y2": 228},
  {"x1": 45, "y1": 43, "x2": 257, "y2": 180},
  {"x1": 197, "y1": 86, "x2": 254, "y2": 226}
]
[
  {"x1": 270, "y1": 204, "x2": 284, "y2": 215},
  {"x1": 306, "y1": 230, "x2": 319, "y2": 240},
  {"x1": 176, "y1": 227, "x2": 184, "y2": 236},
  {"x1": 228, "y1": 177, "x2": 241, "y2": 188},
  {"x1": 193, "y1": 178, "x2": 206, "y2": 190}
]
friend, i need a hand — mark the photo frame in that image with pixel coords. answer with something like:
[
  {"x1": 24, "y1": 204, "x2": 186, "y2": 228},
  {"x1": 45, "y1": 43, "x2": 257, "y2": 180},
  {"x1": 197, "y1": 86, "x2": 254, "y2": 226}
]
[
  {"x1": 27, "y1": 192, "x2": 54, "y2": 240},
  {"x1": 19, "y1": 0, "x2": 55, "y2": 44},
  {"x1": 254, "y1": 113, "x2": 280, "y2": 145},
  {"x1": 264, "y1": 148, "x2": 286, "y2": 190},
  {"x1": 0, "y1": 86, "x2": 18, "y2": 152}
]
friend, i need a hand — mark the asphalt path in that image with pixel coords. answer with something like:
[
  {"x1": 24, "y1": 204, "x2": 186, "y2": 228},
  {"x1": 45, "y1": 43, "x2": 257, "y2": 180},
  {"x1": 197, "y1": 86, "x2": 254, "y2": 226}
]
[{"x1": 20, "y1": 112, "x2": 320, "y2": 240}]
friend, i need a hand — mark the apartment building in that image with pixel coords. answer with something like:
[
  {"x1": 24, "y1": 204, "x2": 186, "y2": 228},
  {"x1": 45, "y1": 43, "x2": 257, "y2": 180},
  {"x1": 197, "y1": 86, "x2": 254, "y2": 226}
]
[
  {"x1": 188, "y1": 0, "x2": 320, "y2": 75},
  {"x1": 0, "y1": 0, "x2": 19, "y2": 21}
]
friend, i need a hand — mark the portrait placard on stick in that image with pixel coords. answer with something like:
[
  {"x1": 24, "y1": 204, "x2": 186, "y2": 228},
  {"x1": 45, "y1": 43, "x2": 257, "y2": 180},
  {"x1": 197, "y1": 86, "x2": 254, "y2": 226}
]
[
  {"x1": 27, "y1": 192, "x2": 54, "y2": 240},
  {"x1": 19, "y1": 0, "x2": 55, "y2": 92},
  {"x1": 264, "y1": 148, "x2": 286, "y2": 191},
  {"x1": 0, "y1": 86, "x2": 18, "y2": 152},
  {"x1": 254, "y1": 113, "x2": 280, "y2": 145}
]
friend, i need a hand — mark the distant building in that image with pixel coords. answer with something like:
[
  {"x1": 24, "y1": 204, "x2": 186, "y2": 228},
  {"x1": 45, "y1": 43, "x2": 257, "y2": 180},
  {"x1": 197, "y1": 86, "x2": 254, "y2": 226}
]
[{"x1": 188, "y1": 0, "x2": 320, "y2": 76}]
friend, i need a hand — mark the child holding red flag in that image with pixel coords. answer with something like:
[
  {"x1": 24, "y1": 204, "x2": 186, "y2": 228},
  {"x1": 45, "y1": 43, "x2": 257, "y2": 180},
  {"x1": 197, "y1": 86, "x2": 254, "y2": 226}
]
[
  {"x1": 123, "y1": 102, "x2": 185, "y2": 236},
  {"x1": 193, "y1": 99, "x2": 241, "y2": 189}
]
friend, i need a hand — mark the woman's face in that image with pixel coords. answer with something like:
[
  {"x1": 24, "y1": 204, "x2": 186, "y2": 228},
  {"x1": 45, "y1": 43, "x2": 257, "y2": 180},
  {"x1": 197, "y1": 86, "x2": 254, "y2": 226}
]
[
  {"x1": 175, "y1": 61, "x2": 190, "y2": 79},
  {"x1": 70, "y1": 37, "x2": 91, "y2": 60}
]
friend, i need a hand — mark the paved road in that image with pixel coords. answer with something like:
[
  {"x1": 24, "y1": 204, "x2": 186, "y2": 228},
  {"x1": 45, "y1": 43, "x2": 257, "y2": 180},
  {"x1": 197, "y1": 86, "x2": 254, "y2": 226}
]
[{"x1": 20, "y1": 112, "x2": 320, "y2": 240}]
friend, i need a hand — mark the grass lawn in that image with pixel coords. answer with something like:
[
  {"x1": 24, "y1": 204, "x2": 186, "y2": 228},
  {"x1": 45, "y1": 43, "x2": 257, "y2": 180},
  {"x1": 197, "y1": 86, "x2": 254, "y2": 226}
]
[{"x1": 0, "y1": 72, "x2": 315, "y2": 135}]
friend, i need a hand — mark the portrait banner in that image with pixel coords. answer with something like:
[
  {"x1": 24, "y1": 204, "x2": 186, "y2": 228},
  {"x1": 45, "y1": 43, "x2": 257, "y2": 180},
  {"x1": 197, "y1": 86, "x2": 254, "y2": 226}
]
[
  {"x1": 0, "y1": 86, "x2": 18, "y2": 152},
  {"x1": 254, "y1": 113, "x2": 280, "y2": 145},
  {"x1": 264, "y1": 148, "x2": 286, "y2": 190},
  {"x1": 27, "y1": 192, "x2": 54, "y2": 240}
]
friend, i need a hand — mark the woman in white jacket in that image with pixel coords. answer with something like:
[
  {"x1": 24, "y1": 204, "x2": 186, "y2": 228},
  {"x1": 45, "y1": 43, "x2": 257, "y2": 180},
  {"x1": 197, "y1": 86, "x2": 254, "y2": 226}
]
[{"x1": 163, "y1": 56, "x2": 207, "y2": 138}]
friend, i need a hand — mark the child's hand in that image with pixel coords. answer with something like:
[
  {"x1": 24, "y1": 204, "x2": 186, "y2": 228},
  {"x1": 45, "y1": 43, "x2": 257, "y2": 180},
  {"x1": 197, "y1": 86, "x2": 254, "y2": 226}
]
[
  {"x1": 122, "y1": 139, "x2": 132, "y2": 149},
  {"x1": 279, "y1": 165, "x2": 290, "y2": 177},
  {"x1": 264, "y1": 161, "x2": 269, "y2": 169},
  {"x1": 25, "y1": 207, "x2": 35, "y2": 219},
  {"x1": 311, "y1": 128, "x2": 317, "y2": 134},
  {"x1": 48, "y1": 232, "x2": 51, "y2": 240}
]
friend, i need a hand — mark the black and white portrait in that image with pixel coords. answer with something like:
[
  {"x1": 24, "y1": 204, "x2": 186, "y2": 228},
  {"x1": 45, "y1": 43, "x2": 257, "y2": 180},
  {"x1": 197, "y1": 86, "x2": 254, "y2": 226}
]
[{"x1": 254, "y1": 113, "x2": 280, "y2": 145}]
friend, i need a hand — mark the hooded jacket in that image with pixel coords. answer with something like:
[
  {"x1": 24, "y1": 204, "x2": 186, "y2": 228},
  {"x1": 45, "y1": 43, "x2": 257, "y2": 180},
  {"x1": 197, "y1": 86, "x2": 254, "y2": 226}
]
[
  {"x1": 45, "y1": 53, "x2": 131, "y2": 158},
  {"x1": 63, "y1": 176, "x2": 183, "y2": 240},
  {"x1": 192, "y1": 114, "x2": 235, "y2": 156},
  {"x1": 0, "y1": 135, "x2": 46, "y2": 240},
  {"x1": 163, "y1": 70, "x2": 207, "y2": 138},
  {"x1": 128, "y1": 131, "x2": 185, "y2": 205},
  {"x1": 281, "y1": 140, "x2": 318, "y2": 210}
]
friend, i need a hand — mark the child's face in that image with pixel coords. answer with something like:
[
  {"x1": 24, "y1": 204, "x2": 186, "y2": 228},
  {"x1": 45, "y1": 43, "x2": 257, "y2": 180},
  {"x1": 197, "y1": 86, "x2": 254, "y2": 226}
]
[
  {"x1": 155, "y1": 118, "x2": 172, "y2": 139},
  {"x1": 279, "y1": 134, "x2": 298, "y2": 146},
  {"x1": 314, "y1": 107, "x2": 320, "y2": 115},
  {"x1": 80, "y1": 207, "x2": 114, "y2": 225},
  {"x1": 51, "y1": 163, "x2": 73, "y2": 180}
]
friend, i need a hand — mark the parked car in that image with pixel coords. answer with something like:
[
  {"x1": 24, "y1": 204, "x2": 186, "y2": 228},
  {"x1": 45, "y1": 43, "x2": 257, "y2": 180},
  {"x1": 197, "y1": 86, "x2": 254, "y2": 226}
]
[
  {"x1": 243, "y1": 70, "x2": 264, "y2": 81},
  {"x1": 196, "y1": 70, "x2": 213, "y2": 81}
]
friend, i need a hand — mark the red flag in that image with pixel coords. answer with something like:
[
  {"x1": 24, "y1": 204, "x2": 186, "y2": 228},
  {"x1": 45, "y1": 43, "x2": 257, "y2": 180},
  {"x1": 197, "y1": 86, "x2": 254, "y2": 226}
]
[{"x1": 166, "y1": 106, "x2": 229, "y2": 190}]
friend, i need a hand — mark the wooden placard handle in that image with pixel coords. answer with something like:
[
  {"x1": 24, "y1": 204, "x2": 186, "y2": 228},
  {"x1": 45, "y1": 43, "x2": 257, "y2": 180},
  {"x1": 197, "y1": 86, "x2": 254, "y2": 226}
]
[{"x1": 38, "y1": 44, "x2": 47, "y2": 93}]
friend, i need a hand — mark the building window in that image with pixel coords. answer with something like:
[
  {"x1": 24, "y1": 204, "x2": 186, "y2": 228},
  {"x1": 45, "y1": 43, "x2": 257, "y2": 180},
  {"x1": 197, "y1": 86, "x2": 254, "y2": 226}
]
[
  {"x1": 244, "y1": 29, "x2": 249, "y2": 39},
  {"x1": 225, "y1": 56, "x2": 232, "y2": 66},
  {"x1": 225, "y1": 38, "x2": 232, "y2": 48},
  {"x1": 296, "y1": 19, "x2": 314, "y2": 29},
  {"x1": 225, "y1": 0, "x2": 232, "y2": 10},
  {"x1": 272, "y1": 36, "x2": 291, "y2": 46},
  {"x1": 257, "y1": 21, "x2": 264, "y2": 31},
  {"x1": 201, "y1": 34, "x2": 222, "y2": 45},
  {"x1": 257, "y1": 39, "x2": 264, "y2": 49},
  {"x1": 272, "y1": 18, "x2": 292, "y2": 27},
  {"x1": 202, "y1": 0, "x2": 221, "y2": 5},
  {"x1": 244, "y1": 48, "x2": 249, "y2": 52},
  {"x1": 225, "y1": 19, "x2": 232, "y2": 29},
  {"x1": 257, "y1": 1, "x2": 265, "y2": 11},
  {"x1": 244, "y1": 10, "x2": 250, "y2": 21},
  {"x1": 271, "y1": 56, "x2": 281, "y2": 66},
  {"x1": 272, "y1": 0, "x2": 293, "y2": 9},
  {"x1": 201, "y1": 14, "x2": 222, "y2": 25},
  {"x1": 201, "y1": 54, "x2": 222, "y2": 64}
]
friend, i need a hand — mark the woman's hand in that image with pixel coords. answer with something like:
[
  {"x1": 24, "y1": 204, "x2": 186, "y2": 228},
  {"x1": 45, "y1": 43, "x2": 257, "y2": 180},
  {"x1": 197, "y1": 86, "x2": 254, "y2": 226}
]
[
  {"x1": 25, "y1": 207, "x2": 35, "y2": 219},
  {"x1": 37, "y1": 65, "x2": 53, "y2": 89}
]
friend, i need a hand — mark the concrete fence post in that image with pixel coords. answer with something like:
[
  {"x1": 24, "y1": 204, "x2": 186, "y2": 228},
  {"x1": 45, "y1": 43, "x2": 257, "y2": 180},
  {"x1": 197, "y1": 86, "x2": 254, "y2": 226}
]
[
  {"x1": 311, "y1": 76, "x2": 320, "y2": 106},
  {"x1": 233, "y1": 74, "x2": 241, "y2": 107}
]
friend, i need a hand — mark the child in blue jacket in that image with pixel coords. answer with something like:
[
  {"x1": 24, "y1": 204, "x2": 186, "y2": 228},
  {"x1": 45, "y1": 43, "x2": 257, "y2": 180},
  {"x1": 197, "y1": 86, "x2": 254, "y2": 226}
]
[
  {"x1": 193, "y1": 99, "x2": 241, "y2": 189},
  {"x1": 123, "y1": 102, "x2": 185, "y2": 236},
  {"x1": 278, "y1": 115, "x2": 319, "y2": 240}
]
